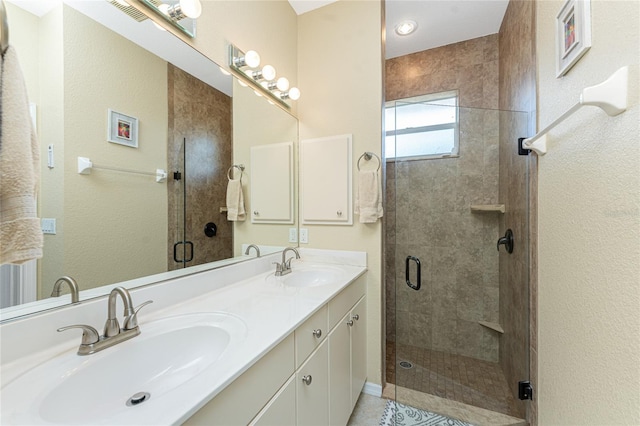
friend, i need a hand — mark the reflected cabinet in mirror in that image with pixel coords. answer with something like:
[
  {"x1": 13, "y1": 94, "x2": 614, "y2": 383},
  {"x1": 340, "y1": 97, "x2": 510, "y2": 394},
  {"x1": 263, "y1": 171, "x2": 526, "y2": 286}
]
[{"x1": 0, "y1": 0, "x2": 298, "y2": 321}]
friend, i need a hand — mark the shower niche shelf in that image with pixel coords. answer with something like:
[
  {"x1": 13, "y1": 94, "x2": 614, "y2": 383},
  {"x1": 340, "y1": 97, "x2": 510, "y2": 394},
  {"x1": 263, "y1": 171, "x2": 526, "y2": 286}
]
[
  {"x1": 470, "y1": 204, "x2": 505, "y2": 214},
  {"x1": 479, "y1": 321, "x2": 504, "y2": 334}
]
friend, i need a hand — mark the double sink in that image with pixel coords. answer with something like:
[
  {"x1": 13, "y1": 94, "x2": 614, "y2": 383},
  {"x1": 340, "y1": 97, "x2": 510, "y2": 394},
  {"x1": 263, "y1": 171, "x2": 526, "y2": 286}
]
[{"x1": 1, "y1": 261, "x2": 348, "y2": 425}]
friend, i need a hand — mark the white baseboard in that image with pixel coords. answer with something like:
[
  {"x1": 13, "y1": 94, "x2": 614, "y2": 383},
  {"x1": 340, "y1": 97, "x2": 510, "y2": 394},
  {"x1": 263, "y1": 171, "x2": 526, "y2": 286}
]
[{"x1": 362, "y1": 381, "x2": 383, "y2": 397}]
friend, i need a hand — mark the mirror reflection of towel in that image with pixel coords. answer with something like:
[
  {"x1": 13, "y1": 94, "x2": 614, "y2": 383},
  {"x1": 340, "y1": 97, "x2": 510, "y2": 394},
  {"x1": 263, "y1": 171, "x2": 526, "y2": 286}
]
[
  {"x1": 226, "y1": 178, "x2": 245, "y2": 221},
  {"x1": 0, "y1": 47, "x2": 43, "y2": 264},
  {"x1": 355, "y1": 170, "x2": 383, "y2": 223}
]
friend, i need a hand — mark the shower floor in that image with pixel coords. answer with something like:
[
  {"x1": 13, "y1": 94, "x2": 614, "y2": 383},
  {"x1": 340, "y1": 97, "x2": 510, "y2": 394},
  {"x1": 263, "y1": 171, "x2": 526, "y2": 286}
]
[{"x1": 386, "y1": 341, "x2": 522, "y2": 418}]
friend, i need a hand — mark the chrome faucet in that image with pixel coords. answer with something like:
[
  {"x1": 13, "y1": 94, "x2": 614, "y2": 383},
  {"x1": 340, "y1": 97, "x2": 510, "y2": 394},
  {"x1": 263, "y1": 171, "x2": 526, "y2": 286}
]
[
  {"x1": 245, "y1": 244, "x2": 261, "y2": 257},
  {"x1": 104, "y1": 286, "x2": 134, "y2": 337},
  {"x1": 274, "y1": 247, "x2": 300, "y2": 276},
  {"x1": 50, "y1": 276, "x2": 80, "y2": 304},
  {"x1": 57, "y1": 286, "x2": 152, "y2": 356}
]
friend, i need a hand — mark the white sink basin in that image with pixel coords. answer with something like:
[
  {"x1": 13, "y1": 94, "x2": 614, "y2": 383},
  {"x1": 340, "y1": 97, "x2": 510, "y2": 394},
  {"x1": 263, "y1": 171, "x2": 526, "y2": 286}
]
[
  {"x1": 267, "y1": 264, "x2": 344, "y2": 288},
  {"x1": 1, "y1": 312, "x2": 246, "y2": 425}
]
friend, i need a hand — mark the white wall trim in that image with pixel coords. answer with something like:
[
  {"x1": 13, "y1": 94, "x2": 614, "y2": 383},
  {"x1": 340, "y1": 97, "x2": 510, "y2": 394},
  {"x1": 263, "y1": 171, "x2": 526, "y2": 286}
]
[{"x1": 362, "y1": 381, "x2": 382, "y2": 397}]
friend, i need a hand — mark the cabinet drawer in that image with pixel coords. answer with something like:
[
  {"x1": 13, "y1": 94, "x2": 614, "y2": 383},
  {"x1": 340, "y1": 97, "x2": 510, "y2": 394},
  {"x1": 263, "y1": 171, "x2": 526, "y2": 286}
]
[
  {"x1": 184, "y1": 333, "x2": 295, "y2": 426},
  {"x1": 294, "y1": 304, "x2": 328, "y2": 368},
  {"x1": 328, "y1": 275, "x2": 365, "y2": 330}
]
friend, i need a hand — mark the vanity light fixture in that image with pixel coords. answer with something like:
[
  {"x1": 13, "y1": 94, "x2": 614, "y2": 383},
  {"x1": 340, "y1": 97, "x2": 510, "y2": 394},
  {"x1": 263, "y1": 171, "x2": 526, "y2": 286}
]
[
  {"x1": 229, "y1": 44, "x2": 300, "y2": 110},
  {"x1": 156, "y1": 0, "x2": 202, "y2": 20},
  {"x1": 395, "y1": 20, "x2": 417, "y2": 36}
]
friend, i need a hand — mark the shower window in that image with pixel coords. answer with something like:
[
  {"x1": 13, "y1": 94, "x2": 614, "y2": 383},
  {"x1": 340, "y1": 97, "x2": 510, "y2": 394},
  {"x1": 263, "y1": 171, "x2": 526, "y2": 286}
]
[{"x1": 385, "y1": 91, "x2": 459, "y2": 160}]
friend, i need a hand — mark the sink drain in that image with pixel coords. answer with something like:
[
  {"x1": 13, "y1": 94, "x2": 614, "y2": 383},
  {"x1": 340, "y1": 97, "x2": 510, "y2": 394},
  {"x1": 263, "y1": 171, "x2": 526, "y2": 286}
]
[
  {"x1": 399, "y1": 360, "x2": 413, "y2": 369},
  {"x1": 126, "y1": 392, "x2": 151, "y2": 407}
]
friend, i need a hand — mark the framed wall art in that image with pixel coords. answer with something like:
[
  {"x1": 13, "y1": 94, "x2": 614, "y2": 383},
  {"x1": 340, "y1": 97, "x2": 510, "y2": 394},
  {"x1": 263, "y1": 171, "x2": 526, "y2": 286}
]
[
  {"x1": 107, "y1": 109, "x2": 139, "y2": 148},
  {"x1": 556, "y1": 0, "x2": 592, "y2": 77}
]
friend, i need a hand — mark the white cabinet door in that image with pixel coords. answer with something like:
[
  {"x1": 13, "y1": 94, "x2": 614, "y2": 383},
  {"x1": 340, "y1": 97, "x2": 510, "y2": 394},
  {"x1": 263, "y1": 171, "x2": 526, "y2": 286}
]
[
  {"x1": 329, "y1": 312, "x2": 352, "y2": 426},
  {"x1": 250, "y1": 141, "x2": 294, "y2": 223},
  {"x1": 300, "y1": 134, "x2": 352, "y2": 225},
  {"x1": 296, "y1": 340, "x2": 329, "y2": 426},
  {"x1": 350, "y1": 296, "x2": 367, "y2": 408},
  {"x1": 250, "y1": 376, "x2": 296, "y2": 426}
]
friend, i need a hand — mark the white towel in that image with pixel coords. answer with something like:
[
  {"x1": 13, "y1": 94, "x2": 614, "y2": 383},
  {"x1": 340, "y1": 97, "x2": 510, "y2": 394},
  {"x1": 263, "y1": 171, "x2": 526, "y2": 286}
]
[
  {"x1": 226, "y1": 178, "x2": 246, "y2": 221},
  {"x1": 355, "y1": 169, "x2": 383, "y2": 223},
  {"x1": 0, "y1": 47, "x2": 43, "y2": 264}
]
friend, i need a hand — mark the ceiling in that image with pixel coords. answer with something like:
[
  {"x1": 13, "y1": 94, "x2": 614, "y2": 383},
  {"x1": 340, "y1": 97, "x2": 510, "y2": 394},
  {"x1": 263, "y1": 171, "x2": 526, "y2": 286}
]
[{"x1": 289, "y1": 0, "x2": 509, "y2": 59}]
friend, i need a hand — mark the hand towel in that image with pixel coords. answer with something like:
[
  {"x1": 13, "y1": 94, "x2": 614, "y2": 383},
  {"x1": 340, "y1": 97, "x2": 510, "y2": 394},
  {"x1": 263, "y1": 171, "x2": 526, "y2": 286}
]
[
  {"x1": 0, "y1": 46, "x2": 43, "y2": 264},
  {"x1": 226, "y1": 178, "x2": 246, "y2": 221},
  {"x1": 355, "y1": 169, "x2": 383, "y2": 223}
]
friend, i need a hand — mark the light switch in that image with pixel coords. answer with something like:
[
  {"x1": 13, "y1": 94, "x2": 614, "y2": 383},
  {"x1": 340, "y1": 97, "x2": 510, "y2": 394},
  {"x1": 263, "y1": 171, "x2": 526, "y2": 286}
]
[
  {"x1": 288, "y1": 228, "x2": 297, "y2": 243},
  {"x1": 42, "y1": 218, "x2": 56, "y2": 235}
]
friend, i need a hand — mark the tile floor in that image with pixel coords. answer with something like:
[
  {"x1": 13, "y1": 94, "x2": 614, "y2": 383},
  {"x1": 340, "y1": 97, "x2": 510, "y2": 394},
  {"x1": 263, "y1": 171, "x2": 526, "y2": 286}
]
[
  {"x1": 347, "y1": 393, "x2": 389, "y2": 426},
  {"x1": 386, "y1": 341, "x2": 522, "y2": 418}
]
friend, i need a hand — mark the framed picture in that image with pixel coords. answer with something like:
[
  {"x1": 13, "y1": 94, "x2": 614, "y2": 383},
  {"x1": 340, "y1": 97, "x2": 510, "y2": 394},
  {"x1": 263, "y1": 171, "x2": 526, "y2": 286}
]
[
  {"x1": 107, "y1": 109, "x2": 139, "y2": 148},
  {"x1": 556, "y1": 0, "x2": 591, "y2": 77}
]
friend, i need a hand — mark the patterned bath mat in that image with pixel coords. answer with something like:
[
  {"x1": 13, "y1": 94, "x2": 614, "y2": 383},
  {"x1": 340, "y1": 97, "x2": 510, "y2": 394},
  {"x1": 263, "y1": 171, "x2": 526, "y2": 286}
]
[{"x1": 379, "y1": 400, "x2": 474, "y2": 426}]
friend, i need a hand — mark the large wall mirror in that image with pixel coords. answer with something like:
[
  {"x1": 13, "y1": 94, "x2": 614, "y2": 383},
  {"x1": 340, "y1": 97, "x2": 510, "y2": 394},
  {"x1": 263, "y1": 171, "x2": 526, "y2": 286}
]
[{"x1": 1, "y1": 0, "x2": 298, "y2": 321}]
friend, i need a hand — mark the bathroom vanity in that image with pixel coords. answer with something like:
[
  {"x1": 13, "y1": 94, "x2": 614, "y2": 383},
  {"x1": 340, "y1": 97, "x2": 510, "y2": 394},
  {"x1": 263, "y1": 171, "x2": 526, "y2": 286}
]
[{"x1": 0, "y1": 249, "x2": 367, "y2": 425}]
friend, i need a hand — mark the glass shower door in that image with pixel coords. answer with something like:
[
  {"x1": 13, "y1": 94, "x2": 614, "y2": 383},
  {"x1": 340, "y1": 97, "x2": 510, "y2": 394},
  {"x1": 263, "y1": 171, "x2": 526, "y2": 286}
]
[{"x1": 387, "y1": 99, "x2": 530, "y2": 420}]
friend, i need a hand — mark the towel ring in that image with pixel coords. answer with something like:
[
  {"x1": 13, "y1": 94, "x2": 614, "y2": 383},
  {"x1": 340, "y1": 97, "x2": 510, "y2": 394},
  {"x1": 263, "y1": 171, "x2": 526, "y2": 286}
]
[
  {"x1": 357, "y1": 152, "x2": 381, "y2": 171},
  {"x1": 227, "y1": 164, "x2": 245, "y2": 181}
]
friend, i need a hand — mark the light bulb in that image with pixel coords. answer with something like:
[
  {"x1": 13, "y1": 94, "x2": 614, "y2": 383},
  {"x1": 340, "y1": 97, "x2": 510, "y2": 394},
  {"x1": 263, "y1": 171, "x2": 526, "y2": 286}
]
[
  {"x1": 179, "y1": 0, "x2": 202, "y2": 18},
  {"x1": 244, "y1": 50, "x2": 260, "y2": 68},
  {"x1": 262, "y1": 65, "x2": 276, "y2": 81},
  {"x1": 288, "y1": 87, "x2": 301, "y2": 101},
  {"x1": 158, "y1": 3, "x2": 170, "y2": 15},
  {"x1": 276, "y1": 77, "x2": 289, "y2": 92}
]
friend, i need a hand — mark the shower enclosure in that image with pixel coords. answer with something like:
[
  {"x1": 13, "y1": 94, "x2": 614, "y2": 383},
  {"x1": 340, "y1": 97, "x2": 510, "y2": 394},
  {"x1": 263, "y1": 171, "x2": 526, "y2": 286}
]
[
  {"x1": 167, "y1": 64, "x2": 233, "y2": 270},
  {"x1": 385, "y1": 96, "x2": 530, "y2": 420}
]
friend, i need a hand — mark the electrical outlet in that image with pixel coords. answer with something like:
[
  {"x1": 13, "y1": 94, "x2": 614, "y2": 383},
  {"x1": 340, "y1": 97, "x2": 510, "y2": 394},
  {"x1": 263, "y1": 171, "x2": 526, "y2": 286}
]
[
  {"x1": 299, "y1": 228, "x2": 309, "y2": 244},
  {"x1": 288, "y1": 228, "x2": 298, "y2": 243}
]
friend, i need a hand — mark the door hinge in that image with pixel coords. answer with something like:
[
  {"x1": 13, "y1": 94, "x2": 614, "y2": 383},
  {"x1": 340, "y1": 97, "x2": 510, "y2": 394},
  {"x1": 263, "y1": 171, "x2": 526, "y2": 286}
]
[{"x1": 518, "y1": 380, "x2": 534, "y2": 400}]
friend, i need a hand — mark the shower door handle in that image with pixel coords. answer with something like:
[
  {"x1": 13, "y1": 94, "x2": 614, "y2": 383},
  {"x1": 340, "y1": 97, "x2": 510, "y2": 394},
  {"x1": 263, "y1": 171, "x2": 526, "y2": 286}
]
[
  {"x1": 184, "y1": 241, "x2": 194, "y2": 262},
  {"x1": 405, "y1": 256, "x2": 421, "y2": 291},
  {"x1": 173, "y1": 242, "x2": 184, "y2": 263},
  {"x1": 173, "y1": 241, "x2": 194, "y2": 263}
]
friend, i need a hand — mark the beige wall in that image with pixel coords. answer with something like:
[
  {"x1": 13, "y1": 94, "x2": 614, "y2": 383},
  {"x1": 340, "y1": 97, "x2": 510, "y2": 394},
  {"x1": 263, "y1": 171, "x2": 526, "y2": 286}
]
[
  {"x1": 232, "y1": 80, "x2": 298, "y2": 255},
  {"x1": 59, "y1": 6, "x2": 168, "y2": 293},
  {"x1": 536, "y1": 1, "x2": 640, "y2": 424},
  {"x1": 36, "y1": 6, "x2": 65, "y2": 297},
  {"x1": 5, "y1": 3, "x2": 39, "y2": 102},
  {"x1": 297, "y1": 0, "x2": 383, "y2": 386}
]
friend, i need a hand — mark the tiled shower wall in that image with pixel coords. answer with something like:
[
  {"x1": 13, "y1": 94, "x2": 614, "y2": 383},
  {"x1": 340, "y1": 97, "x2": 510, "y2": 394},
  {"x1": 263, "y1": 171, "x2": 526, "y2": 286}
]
[
  {"x1": 385, "y1": 35, "x2": 503, "y2": 362},
  {"x1": 167, "y1": 64, "x2": 233, "y2": 271}
]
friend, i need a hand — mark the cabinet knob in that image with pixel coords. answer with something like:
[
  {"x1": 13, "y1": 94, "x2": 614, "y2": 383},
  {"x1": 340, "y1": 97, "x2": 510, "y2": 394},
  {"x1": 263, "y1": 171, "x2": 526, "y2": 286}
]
[
  {"x1": 302, "y1": 375, "x2": 312, "y2": 385},
  {"x1": 352, "y1": 314, "x2": 359, "y2": 321},
  {"x1": 347, "y1": 319, "x2": 354, "y2": 327},
  {"x1": 337, "y1": 210, "x2": 342, "y2": 216},
  {"x1": 253, "y1": 211, "x2": 259, "y2": 216},
  {"x1": 312, "y1": 329, "x2": 322, "y2": 338}
]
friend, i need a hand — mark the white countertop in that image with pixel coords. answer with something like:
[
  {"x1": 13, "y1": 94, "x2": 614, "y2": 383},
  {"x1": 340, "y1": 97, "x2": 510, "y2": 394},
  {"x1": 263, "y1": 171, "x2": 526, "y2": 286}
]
[{"x1": 0, "y1": 249, "x2": 367, "y2": 425}]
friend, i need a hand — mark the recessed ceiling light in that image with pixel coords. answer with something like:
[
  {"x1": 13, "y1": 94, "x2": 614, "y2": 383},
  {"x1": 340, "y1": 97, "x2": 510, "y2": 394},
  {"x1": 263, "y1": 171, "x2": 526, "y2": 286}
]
[{"x1": 395, "y1": 20, "x2": 417, "y2": 36}]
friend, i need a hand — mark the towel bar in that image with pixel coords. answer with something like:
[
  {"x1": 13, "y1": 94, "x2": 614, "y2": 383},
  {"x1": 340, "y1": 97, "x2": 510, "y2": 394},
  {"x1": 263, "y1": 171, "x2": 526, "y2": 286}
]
[{"x1": 357, "y1": 151, "x2": 381, "y2": 171}]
